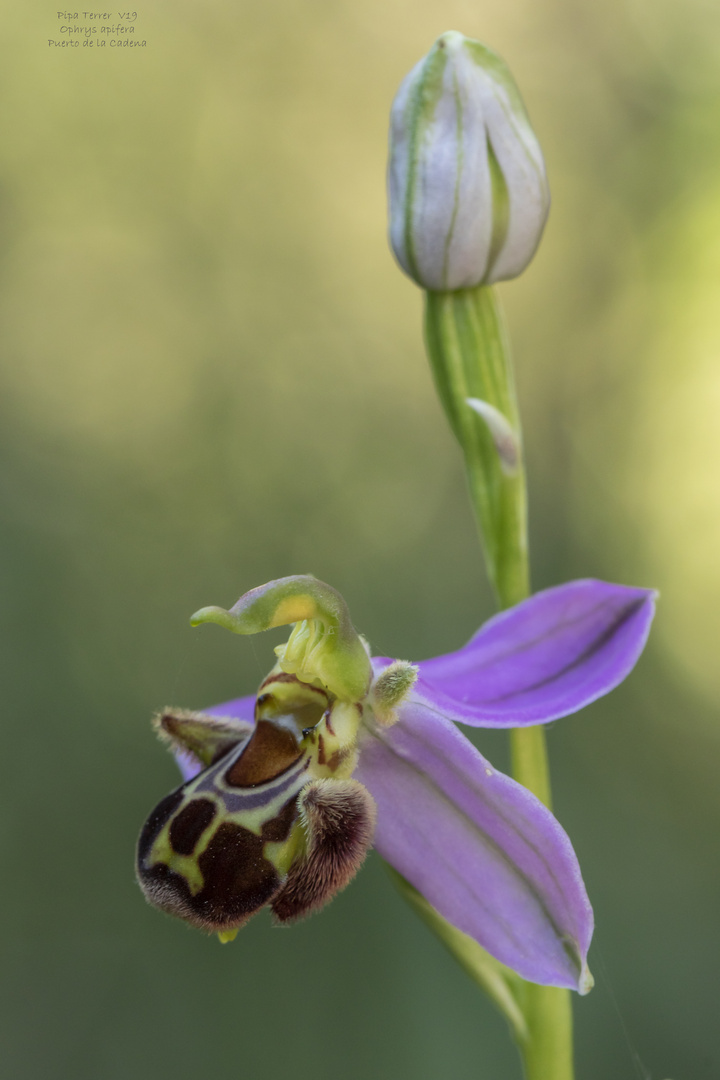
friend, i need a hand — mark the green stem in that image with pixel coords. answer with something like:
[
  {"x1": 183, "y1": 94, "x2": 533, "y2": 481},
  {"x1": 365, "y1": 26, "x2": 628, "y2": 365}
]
[
  {"x1": 423, "y1": 282, "x2": 575, "y2": 1080},
  {"x1": 424, "y1": 286, "x2": 529, "y2": 607},
  {"x1": 510, "y1": 725, "x2": 575, "y2": 1080},
  {"x1": 387, "y1": 867, "x2": 529, "y2": 1047},
  {"x1": 510, "y1": 725, "x2": 551, "y2": 809},
  {"x1": 513, "y1": 958, "x2": 575, "y2": 1080}
]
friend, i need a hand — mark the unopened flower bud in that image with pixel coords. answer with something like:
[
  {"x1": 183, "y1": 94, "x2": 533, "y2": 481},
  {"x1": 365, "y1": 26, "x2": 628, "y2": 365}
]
[{"x1": 388, "y1": 31, "x2": 550, "y2": 291}]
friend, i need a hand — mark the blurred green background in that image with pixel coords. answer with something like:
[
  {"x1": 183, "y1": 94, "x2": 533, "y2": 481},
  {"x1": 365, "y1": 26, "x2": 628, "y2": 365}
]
[{"x1": 1, "y1": 1, "x2": 719, "y2": 1077}]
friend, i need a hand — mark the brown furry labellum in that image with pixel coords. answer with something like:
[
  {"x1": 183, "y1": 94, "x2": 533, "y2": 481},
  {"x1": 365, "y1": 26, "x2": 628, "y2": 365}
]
[
  {"x1": 272, "y1": 778, "x2": 377, "y2": 923},
  {"x1": 136, "y1": 701, "x2": 376, "y2": 934}
]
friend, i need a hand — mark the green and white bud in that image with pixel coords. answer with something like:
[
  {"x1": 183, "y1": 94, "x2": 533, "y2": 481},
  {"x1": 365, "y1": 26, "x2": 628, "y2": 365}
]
[{"x1": 388, "y1": 31, "x2": 550, "y2": 291}]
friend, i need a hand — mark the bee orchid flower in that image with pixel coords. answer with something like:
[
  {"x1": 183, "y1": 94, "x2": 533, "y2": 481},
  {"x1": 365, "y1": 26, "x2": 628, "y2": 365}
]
[{"x1": 137, "y1": 575, "x2": 654, "y2": 993}]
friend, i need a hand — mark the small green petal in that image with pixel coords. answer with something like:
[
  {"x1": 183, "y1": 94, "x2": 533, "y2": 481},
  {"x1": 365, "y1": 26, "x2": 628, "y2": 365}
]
[{"x1": 371, "y1": 661, "x2": 418, "y2": 725}]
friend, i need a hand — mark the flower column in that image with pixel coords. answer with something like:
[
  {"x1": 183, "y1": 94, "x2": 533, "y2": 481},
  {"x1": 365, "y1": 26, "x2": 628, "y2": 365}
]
[{"x1": 388, "y1": 32, "x2": 572, "y2": 1080}]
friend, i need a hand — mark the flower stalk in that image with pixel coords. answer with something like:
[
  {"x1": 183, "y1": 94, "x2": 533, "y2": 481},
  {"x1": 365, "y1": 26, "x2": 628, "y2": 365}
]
[
  {"x1": 424, "y1": 285, "x2": 528, "y2": 608},
  {"x1": 509, "y1": 675, "x2": 576, "y2": 1076},
  {"x1": 387, "y1": 29, "x2": 585, "y2": 1077},
  {"x1": 422, "y1": 280, "x2": 576, "y2": 1079}
]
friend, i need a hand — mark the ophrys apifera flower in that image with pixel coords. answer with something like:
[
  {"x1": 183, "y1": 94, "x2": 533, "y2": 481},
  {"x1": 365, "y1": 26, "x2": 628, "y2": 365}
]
[{"x1": 137, "y1": 575, "x2": 654, "y2": 990}]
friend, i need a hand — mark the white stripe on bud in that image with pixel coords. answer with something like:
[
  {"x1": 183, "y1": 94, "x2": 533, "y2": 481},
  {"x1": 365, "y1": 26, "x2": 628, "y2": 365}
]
[
  {"x1": 388, "y1": 31, "x2": 550, "y2": 291},
  {"x1": 466, "y1": 397, "x2": 520, "y2": 474}
]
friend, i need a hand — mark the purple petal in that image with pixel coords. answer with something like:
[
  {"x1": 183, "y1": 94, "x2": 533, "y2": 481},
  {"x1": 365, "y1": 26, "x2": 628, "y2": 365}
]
[
  {"x1": 355, "y1": 701, "x2": 593, "y2": 990},
  {"x1": 203, "y1": 694, "x2": 256, "y2": 723},
  {"x1": 412, "y1": 579, "x2": 656, "y2": 727},
  {"x1": 176, "y1": 749, "x2": 203, "y2": 783},
  {"x1": 173, "y1": 694, "x2": 256, "y2": 782}
]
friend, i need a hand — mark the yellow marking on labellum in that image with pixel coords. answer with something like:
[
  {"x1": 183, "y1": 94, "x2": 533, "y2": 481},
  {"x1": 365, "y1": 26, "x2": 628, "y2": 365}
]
[
  {"x1": 147, "y1": 795, "x2": 226, "y2": 894},
  {"x1": 145, "y1": 784, "x2": 304, "y2": 901},
  {"x1": 264, "y1": 820, "x2": 305, "y2": 877},
  {"x1": 217, "y1": 928, "x2": 239, "y2": 944},
  {"x1": 151, "y1": 842, "x2": 206, "y2": 896},
  {"x1": 222, "y1": 781, "x2": 304, "y2": 838}
]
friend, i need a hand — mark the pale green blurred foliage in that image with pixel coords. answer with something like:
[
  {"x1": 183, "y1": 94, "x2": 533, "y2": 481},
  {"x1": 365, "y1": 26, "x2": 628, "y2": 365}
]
[{"x1": 1, "y1": 1, "x2": 719, "y2": 1078}]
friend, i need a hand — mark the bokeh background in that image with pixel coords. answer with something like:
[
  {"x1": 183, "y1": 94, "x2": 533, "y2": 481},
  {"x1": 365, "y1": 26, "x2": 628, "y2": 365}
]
[{"x1": 1, "y1": 1, "x2": 719, "y2": 1077}]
